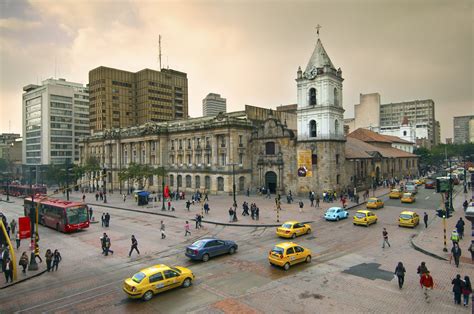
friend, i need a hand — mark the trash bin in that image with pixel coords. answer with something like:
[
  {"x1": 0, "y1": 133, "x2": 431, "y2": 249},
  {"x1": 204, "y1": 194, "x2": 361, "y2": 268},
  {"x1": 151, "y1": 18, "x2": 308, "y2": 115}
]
[{"x1": 137, "y1": 191, "x2": 150, "y2": 206}]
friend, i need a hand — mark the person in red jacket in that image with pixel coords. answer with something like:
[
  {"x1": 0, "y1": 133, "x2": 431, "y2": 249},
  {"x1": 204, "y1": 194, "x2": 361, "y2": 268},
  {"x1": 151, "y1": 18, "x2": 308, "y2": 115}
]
[{"x1": 420, "y1": 271, "x2": 434, "y2": 302}]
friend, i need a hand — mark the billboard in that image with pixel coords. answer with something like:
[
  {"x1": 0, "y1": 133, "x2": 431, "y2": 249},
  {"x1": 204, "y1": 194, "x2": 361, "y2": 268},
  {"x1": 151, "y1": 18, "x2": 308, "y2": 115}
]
[
  {"x1": 18, "y1": 217, "x2": 31, "y2": 239},
  {"x1": 297, "y1": 150, "x2": 312, "y2": 178}
]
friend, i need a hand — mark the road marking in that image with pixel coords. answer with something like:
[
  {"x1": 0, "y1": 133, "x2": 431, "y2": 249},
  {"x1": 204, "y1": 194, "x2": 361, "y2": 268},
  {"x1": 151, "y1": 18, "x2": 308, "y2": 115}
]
[{"x1": 425, "y1": 196, "x2": 430, "y2": 200}]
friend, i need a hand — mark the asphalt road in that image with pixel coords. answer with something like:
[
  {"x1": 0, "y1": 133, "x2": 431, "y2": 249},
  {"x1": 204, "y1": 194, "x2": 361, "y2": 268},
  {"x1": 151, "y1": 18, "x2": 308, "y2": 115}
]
[{"x1": 0, "y1": 185, "x2": 468, "y2": 313}]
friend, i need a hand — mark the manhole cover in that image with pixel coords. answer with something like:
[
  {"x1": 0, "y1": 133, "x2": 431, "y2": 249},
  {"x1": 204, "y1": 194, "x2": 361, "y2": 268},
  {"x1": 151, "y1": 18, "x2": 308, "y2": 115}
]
[{"x1": 343, "y1": 263, "x2": 394, "y2": 281}]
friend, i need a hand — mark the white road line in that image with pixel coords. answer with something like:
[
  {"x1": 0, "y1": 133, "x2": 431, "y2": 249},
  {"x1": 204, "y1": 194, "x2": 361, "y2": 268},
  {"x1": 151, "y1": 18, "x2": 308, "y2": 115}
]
[{"x1": 425, "y1": 196, "x2": 430, "y2": 200}]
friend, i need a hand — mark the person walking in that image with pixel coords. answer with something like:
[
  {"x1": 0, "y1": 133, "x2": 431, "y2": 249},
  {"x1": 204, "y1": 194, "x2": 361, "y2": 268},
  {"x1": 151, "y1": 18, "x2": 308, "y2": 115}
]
[
  {"x1": 123, "y1": 194, "x2": 126, "y2": 202},
  {"x1": 4, "y1": 257, "x2": 13, "y2": 283},
  {"x1": 15, "y1": 231, "x2": 20, "y2": 250},
  {"x1": 469, "y1": 243, "x2": 474, "y2": 261},
  {"x1": 255, "y1": 206, "x2": 260, "y2": 220},
  {"x1": 89, "y1": 207, "x2": 93, "y2": 221},
  {"x1": 52, "y1": 249, "x2": 62, "y2": 271},
  {"x1": 451, "y1": 229, "x2": 460, "y2": 245},
  {"x1": 417, "y1": 262, "x2": 428, "y2": 277},
  {"x1": 423, "y1": 212, "x2": 428, "y2": 228},
  {"x1": 456, "y1": 218, "x2": 465, "y2": 239},
  {"x1": 228, "y1": 208, "x2": 234, "y2": 223},
  {"x1": 299, "y1": 201, "x2": 304, "y2": 213},
  {"x1": 45, "y1": 249, "x2": 53, "y2": 271},
  {"x1": 101, "y1": 213, "x2": 105, "y2": 227},
  {"x1": 184, "y1": 221, "x2": 191, "y2": 237},
  {"x1": 462, "y1": 276, "x2": 472, "y2": 307},
  {"x1": 19, "y1": 252, "x2": 28, "y2": 273},
  {"x1": 452, "y1": 274, "x2": 463, "y2": 305},
  {"x1": 128, "y1": 235, "x2": 140, "y2": 257},
  {"x1": 100, "y1": 233, "x2": 107, "y2": 254},
  {"x1": 34, "y1": 243, "x2": 42, "y2": 263},
  {"x1": 160, "y1": 221, "x2": 166, "y2": 239},
  {"x1": 420, "y1": 271, "x2": 434, "y2": 302},
  {"x1": 382, "y1": 228, "x2": 391, "y2": 248},
  {"x1": 105, "y1": 235, "x2": 113, "y2": 256},
  {"x1": 105, "y1": 213, "x2": 110, "y2": 227},
  {"x1": 394, "y1": 262, "x2": 406, "y2": 289},
  {"x1": 10, "y1": 219, "x2": 16, "y2": 237},
  {"x1": 316, "y1": 195, "x2": 320, "y2": 207},
  {"x1": 451, "y1": 243, "x2": 462, "y2": 268}
]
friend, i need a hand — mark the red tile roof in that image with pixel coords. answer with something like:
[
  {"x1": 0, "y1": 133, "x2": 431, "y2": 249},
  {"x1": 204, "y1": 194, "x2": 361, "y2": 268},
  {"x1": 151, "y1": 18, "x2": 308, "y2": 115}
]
[
  {"x1": 348, "y1": 128, "x2": 414, "y2": 144},
  {"x1": 345, "y1": 137, "x2": 417, "y2": 159}
]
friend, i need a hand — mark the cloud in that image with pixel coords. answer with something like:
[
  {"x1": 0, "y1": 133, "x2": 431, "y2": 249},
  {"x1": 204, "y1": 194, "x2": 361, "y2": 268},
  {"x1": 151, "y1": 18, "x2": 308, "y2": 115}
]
[{"x1": 0, "y1": 17, "x2": 40, "y2": 30}]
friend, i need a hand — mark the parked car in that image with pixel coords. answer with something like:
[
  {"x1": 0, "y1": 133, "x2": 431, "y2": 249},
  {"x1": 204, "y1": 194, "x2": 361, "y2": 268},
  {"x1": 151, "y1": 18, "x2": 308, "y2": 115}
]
[
  {"x1": 185, "y1": 238, "x2": 238, "y2": 262},
  {"x1": 324, "y1": 207, "x2": 349, "y2": 221}
]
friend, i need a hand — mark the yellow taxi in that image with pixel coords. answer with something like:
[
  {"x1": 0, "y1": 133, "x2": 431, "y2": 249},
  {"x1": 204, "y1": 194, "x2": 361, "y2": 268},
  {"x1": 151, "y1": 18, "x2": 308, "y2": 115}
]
[
  {"x1": 400, "y1": 192, "x2": 416, "y2": 203},
  {"x1": 398, "y1": 211, "x2": 420, "y2": 228},
  {"x1": 268, "y1": 242, "x2": 312, "y2": 271},
  {"x1": 366, "y1": 197, "x2": 384, "y2": 209},
  {"x1": 276, "y1": 221, "x2": 312, "y2": 239},
  {"x1": 415, "y1": 178, "x2": 425, "y2": 185},
  {"x1": 353, "y1": 210, "x2": 378, "y2": 227},
  {"x1": 389, "y1": 189, "x2": 402, "y2": 199},
  {"x1": 123, "y1": 264, "x2": 194, "y2": 301}
]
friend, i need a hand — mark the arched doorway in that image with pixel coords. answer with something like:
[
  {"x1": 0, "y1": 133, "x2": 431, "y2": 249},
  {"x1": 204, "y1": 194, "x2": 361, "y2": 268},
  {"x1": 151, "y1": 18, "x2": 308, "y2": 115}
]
[{"x1": 265, "y1": 171, "x2": 277, "y2": 194}]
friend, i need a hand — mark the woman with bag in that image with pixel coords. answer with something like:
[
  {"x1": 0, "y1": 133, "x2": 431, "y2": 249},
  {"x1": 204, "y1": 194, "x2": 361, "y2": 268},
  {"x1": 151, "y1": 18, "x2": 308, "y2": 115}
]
[
  {"x1": 462, "y1": 276, "x2": 472, "y2": 307},
  {"x1": 394, "y1": 262, "x2": 406, "y2": 289},
  {"x1": 19, "y1": 252, "x2": 28, "y2": 273}
]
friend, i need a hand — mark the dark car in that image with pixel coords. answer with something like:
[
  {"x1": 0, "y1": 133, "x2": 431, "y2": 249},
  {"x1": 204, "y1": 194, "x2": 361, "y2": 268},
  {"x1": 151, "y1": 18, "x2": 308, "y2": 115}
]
[
  {"x1": 424, "y1": 180, "x2": 435, "y2": 189},
  {"x1": 185, "y1": 238, "x2": 238, "y2": 262}
]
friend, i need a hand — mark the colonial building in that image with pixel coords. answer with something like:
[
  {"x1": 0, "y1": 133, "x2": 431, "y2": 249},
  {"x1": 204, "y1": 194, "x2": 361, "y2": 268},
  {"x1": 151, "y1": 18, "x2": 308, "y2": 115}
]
[{"x1": 79, "y1": 35, "x2": 418, "y2": 196}]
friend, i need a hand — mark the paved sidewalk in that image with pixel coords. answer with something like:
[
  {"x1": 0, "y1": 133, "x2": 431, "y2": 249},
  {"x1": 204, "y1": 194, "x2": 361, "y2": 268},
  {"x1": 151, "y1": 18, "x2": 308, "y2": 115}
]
[{"x1": 68, "y1": 187, "x2": 392, "y2": 227}]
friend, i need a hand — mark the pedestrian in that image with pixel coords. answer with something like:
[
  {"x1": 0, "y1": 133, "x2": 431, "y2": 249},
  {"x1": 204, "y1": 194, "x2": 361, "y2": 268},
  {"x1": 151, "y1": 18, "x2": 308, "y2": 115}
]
[
  {"x1": 10, "y1": 219, "x2": 16, "y2": 237},
  {"x1": 89, "y1": 207, "x2": 93, "y2": 220},
  {"x1": 45, "y1": 249, "x2": 53, "y2": 271},
  {"x1": 95, "y1": 193, "x2": 99, "y2": 201},
  {"x1": 469, "y1": 243, "x2": 474, "y2": 261},
  {"x1": 3, "y1": 257, "x2": 13, "y2": 283},
  {"x1": 34, "y1": 243, "x2": 42, "y2": 263},
  {"x1": 233, "y1": 207, "x2": 238, "y2": 222},
  {"x1": 456, "y1": 218, "x2": 465, "y2": 239},
  {"x1": 420, "y1": 271, "x2": 434, "y2": 302},
  {"x1": 52, "y1": 249, "x2": 62, "y2": 271},
  {"x1": 100, "y1": 233, "x2": 107, "y2": 254},
  {"x1": 195, "y1": 214, "x2": 200, "y2": 229},
  {"x1": 228, "y1": 208, "x2": 234, "y2": 222},
  {"x1": 417, "y1": 261, "x2": 428, "y2": 277},
  {"x1": 246, "y1": 188, "x2": 250, "y2": 197},
  {"x1": 452, "y1": 274, "x2": 463, "y2": 305},
  {"x1": 197, "y1": 214, "x2": 202, "y2": 229},
  {"x1": 255, "y1": 206, "x2": 260, "y2": 220},
  {"x1": 15, "y1": 231, "x2": 20, "y2": 250},
  {"x1": 105, "y1": 212, "x2": 110, "y2": 227},
  {"x1": 184, "y1": 221, "x2": 191, "y2": 236},
  {"x1": 19, "y1": 252, "x2": 28, "y2": 273},
  {"x1": 186, "y1": 200, "x2": 191, "y2": 211},
  {"x1": 101, "y1": 213, "x2": 105, "y2": 227},
  {"x1": 382, "y1": 228, "x2": 391, "y2": 248},
  {"x1": 462, "y1": 276, "x2": 472, "y2": 307},
  {"x1": 123, "y1": 194, "x2": 126, "y2": 202},
  {"x1": 451, "y1": 229, "x2": 460, "y2": 245},
  {"x1": 204, "y1": 202, "x2": 209, "y2": 214},
  {"x1": 82, "y1": 194, "x2": 86, "y2": 202},
  {"x1": 160, "y1": 221, "x2": 166, "y2": 239},
  {"x1": 394, "y1": 262, "x2": 406, "y2": 289},
  {"x1": 204, "y1": 193, "x2": 209, "y2": 201},
  {"x1": 128, "y1": 235, "x2": 140, "y2": 257},
  {"x1": 316, "y1": 195, "x2": 320, "y2": 207},
  {"x1": 105, "y1": 235, "x2": 113, "y2": 256},
  {"x1": 451, "y1": 243, "x2": 462, "y2": 268},
  {"x1": 167, "y1": 200, "x2": 171, "y2": 211},
  {"x1": 423, "y1": 212, "x2": 428, "y2": 228}
]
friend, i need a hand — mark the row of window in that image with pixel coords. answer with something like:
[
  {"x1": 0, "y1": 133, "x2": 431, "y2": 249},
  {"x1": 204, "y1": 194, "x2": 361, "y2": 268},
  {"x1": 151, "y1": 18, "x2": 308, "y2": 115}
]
[
  {"x1": 167, "y1": 174, "x2": 245, "y2": 191},
  {"x1": 307, "y1": 88, "x2": 339, "y2": 106}
]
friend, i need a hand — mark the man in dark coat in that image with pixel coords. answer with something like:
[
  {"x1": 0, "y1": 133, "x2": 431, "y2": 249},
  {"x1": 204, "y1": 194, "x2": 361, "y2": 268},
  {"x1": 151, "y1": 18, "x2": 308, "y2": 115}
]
[{"x1": 451, "y1": 243, "x2": 462, "y2": 268}]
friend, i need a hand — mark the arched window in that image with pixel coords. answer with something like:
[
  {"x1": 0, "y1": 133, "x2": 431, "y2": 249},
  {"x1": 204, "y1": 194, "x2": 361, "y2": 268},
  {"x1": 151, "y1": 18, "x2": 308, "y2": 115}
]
[
  {"x1": 265, "y1": 142, "x2": 275, "y2": 155},
  {"x1": 169, "y1": 174, "x2": 174, "y2": 187},
  {"x1": 205, "y1": 176, "x2": 211, "y2": 190},
  {"x1": 185, "y1": 175, "x2": 192, "y2": 188},
  {"x1": 309, "y1": 88, "x2": 317, "y2": 106},
  {"x1": 335, "y1": 120, "x2": 339, "y2": 135},
  {"x1": 334, "y1": 88, "x2": 339, "y2": 106},
  {"x1": 177, "y1": 175, "x2": 182, "y2": 187},
  {"x1": 239, "y1": 176, "x2": 245, "y2": 191},
  {"x1": 403, "y1": 131, "x2": 407, "y2": 136},
  {"x1": 195, "y1": 175, "x2": 200, "y2": 189},
  {"x1": 217, "y1": 177, "x2": 224, "y2": 191},
  {"x1": 309, "y1": 120, "x2": 317, "y2": 137}
]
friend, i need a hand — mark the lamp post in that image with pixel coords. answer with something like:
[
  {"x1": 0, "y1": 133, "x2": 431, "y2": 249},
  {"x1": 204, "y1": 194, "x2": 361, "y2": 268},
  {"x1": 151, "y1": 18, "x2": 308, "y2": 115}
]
[
  {"x1": 161, "y1": 167, "x2": 166, "y2": 211},
  {"x1": 103, "y1": 168, "x2": 107, "y2": 203},
  {"x1": 28, "y1": 167, "x2": 38, "y2": 271},
  {"x1": 228, "y1": 163, "x2": 239, "y2": 208},
  {"x1": 6, "y1": 176, "x2": 9, "y2": 202}
]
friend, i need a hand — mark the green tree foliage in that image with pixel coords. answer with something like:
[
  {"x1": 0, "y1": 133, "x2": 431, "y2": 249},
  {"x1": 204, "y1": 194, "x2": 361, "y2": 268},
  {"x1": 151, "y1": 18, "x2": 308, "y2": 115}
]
[
  {"x1": 415, "y1": 143, "x2": 474, "y2": 169},
  {"x1": 118, "y1": 163, "x2": 166, "y2": 189}
]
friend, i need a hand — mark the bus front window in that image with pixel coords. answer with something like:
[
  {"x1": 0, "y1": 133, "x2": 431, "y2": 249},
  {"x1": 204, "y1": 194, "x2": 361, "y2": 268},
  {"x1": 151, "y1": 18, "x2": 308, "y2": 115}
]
[{"x1": 66, "y1": 206, "x2": 89, "y2": 224}]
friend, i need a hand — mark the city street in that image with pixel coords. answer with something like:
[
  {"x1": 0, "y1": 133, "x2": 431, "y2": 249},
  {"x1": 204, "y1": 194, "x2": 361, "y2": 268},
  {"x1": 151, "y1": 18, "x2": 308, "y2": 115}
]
[{"x1": 0, "y1": 186, "x2": 472, "y2": 313}]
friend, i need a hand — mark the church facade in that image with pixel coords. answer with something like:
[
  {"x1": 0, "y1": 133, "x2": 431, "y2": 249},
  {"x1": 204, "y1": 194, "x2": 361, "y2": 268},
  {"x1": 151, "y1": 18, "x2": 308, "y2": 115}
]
[{"x1": 79, "y1": 37, "x2": 418, "y2": 195}]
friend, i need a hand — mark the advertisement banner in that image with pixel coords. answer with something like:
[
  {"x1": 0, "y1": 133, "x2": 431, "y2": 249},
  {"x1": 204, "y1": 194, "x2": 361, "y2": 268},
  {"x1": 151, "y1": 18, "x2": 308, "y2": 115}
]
[
  {"x1": 18, "y1": 217, "x2": 31, "y2": 239},
  {"x1": 297, "y1": 150, "x2": 312, "y2": 178}
]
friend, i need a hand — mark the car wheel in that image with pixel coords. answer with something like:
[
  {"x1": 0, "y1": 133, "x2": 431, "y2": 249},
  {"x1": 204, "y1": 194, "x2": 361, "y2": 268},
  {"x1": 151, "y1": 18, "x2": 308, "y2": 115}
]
[
  {"x1": 336, "y1": 217, "x2": 340, "y2": 221},
  {"x1": 202, "y1": 254, "x2": 210, "y2": 262},
  {"x1": 291, "y1": 233, "x2": 296, "y2": 239},
  {"x1": 353, "y1": 223, "x2": 356, "y2": 226},
  {"x1": 229, "y1": 247, "x2": 236, "y2": 255},
  {"x1": 283, "y1": 263, "x2": 290, "y2": 271},
  {"x1": 305, "y1": 255, "x2": 312, "y2": 263},
  {"x1": 182, "y1": 277, "x2": 192, "y2": 288},
  {"x1": 306, "y1": 229, "x2": 311, "y2": 234},
  {"x1": 142, "y1": 290, "x2": 154, "y2": 301}
]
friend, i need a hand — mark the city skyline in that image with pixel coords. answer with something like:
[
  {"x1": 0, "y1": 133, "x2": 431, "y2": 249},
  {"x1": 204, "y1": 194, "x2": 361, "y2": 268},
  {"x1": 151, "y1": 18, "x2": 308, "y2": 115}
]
[{"x1": 1, "y1": 0, "x2": 472, "y2": 141}]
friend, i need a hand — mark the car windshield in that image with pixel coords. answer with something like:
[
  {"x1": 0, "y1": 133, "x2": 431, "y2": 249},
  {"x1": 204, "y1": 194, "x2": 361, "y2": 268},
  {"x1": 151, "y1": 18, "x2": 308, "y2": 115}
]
[
  {"x1": 368, "y1": 199, "x2": 377, "y2": 203},
  {"x1": 132, "y1": 272, "x2": 146, "y2": 283},
  {"x1": 191, "y1": 240, "x2": 206, "y2": 247},
  {"x1": 66, "y1": 205, "x2": 88, "y2": 224},
  {"x1": 170, "y1": 267, "x2": 182, "y2": 274},
  {"x1": 391, "y1": 190, "x2": 399, "y2": 193},
  {"x1": 355, "y1": 212, "x2": 366, "y2": 218},
  {"x1": 327, "y1": 209, "x2": 336, "y2": 213},
  {"x1": 282, "y1": 223, "x2": 292, "y2": 228},
  {"x1": 403, "y1": 193, "x2": 411, "y2": 198},
  {"x1": 406, "y1": 182, "x2": 415, "y2": 186},
  {"x1": 400, "y1": 214, "x2": 412, "y2": 219},
  {"x1": 271, "y1": 246, "x2": 284, "y2": 255}
]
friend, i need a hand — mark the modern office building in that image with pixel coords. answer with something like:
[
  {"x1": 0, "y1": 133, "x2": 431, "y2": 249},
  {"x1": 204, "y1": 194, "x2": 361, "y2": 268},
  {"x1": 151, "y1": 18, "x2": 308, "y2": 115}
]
[
  {"x1": 22, "y1": 78, "x2": 89, "y2": 175},
  {"x1": 89, "y1": 66, "x2": 188, "y2": 133},
  {"x1": 202, "y1": 93, "x2": 226, "y2": 117},
  {"x1": 0, "y1": 133, "x2": 20, "y2": 159},
  {"x1": 453, "y1": 115, "x2": 474, "y2": 144}
]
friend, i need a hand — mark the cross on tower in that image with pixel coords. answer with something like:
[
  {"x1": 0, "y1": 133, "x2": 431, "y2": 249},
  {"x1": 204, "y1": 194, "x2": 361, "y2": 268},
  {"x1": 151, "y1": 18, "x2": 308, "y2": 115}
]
[{"x1": 315, "y1": 24, "x2": 322, "y2": 37}]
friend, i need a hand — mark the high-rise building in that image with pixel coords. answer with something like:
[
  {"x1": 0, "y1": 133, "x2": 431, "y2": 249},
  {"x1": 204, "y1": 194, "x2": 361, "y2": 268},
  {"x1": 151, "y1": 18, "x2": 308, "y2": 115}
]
[
  {"x1": 89, "y1": 66, "x2": 188, "y2": 132},
  {"x1": 22, "y1": 78, "x2": 89, "y2": 172},
  {"x1": 0, "y1": 133, "x2": 20, "y2": 159},
  {"x1": 453, "y1": 115, "x2": 474, "y2": 144},
  {"x1": 202, "y1": 93, "x2": 226, "y2": 117}
]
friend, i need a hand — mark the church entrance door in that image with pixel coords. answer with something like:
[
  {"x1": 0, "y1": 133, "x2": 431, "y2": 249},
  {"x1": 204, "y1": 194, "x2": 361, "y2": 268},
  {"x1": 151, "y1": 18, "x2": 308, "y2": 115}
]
[{"x1": 265, "y1": 171, "x2": 277, "y2": 194}]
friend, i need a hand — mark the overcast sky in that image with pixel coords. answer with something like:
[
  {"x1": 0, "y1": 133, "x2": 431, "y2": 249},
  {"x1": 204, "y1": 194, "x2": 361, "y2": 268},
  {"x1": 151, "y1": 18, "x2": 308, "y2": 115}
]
[{"x1": 0, "y1": 0, "x2": 472, "y2": 141}]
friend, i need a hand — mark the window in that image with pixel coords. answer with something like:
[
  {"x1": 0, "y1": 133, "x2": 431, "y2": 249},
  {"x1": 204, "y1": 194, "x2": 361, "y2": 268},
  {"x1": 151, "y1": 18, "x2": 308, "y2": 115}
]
[
  {"x1": 239, "y1": 153, "x2": 243, "y2": 164},
  {"x1": 309, "y1": 88, "x2": 316, "y2": 106},
  {"x1": 335, "y1": 120, "x2": 339, "y2": 135},
  {"x1": 286, "y1": 247, "x2": 295, "y2": 255},
  {"x1": 265, "y1": 142, "x2": 275, "y2": 155},
  {"x1": 217, "y1": 177, "x2": 224, "y2": 191},
  {"x1": 334, "y1": 88, "x2": 338, "y2": 106},
  {"x1": 294, "y1": 246, "x2": 304, "y2": 253},
  {"x1": 205, "y1": 240, "x2": 219, "y2": 248},
  {"x1": 309, "y1": 120, "x2": 317, "y2": 137},
  {"x1": 239, "y1": 135, "x2": 243, "y2": 147},
  {"x1": 177, "y1": 175, "x2": 182, "y2": 187},
  {"x1": 336, "y1": 154, "x2": 339, "y2": 164},
  {"x1": 169, "y1": 175, "x2": 174, "y2": 187},
  {"x1": 239, "y1": 176, "x2": 245, "y2": 191},
  {"x1": 149, "y1": 272, "x2": 164, "y2": 283},
  {"x1": 220, "y1": 154, "x2": 226, "y2": 165},
  {"x1": 312, "y1": 154, "x2": 317, "y2": 165},
  {"x1": 163, "y1": 270, "x2": 179, "y2": 279},
  {"x1": 337, "y1": 174, "x2": 340, "y2": 184},
  {"x1": 403, "y1": 131, "x2": 407, "y2": 136},
  {"x1": 205, "y1": 176, "x2": 211, "y2": 190},
  {"x1": 195, "y1": 176, "x2": 200, "y2": 189},
  {"x1": 186, "y1": 175, "x2": 192, "y2": 188}
]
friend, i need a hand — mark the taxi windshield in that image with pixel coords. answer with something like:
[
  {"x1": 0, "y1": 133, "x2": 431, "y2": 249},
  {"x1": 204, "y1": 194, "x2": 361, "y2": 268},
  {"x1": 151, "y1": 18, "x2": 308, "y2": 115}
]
[
  {"x1": 400, "y1": 214, "x2": 412, "y2": 219},
  {"x1": 368, "y1": 199, "x2": 377, "y2": 203},
  {"x1": 355, "y1": 212, "x2": 366, "y2": 218},
  {"x1": 403, "y1": 193, "x2": 411, "y2": 198},
  {"x1": 132, "y1": 272, "x2": 146, "y2": 283},
  {"x1": 391, "y1": 190, "x2": 399, "y2": 193},
  {"x1": 282, "y1": 223, "x2": 292, "y2": 229},
  {"x1": 271, "y1": 246, "x2": 284, "y2": 255},
  {"x1": 170, "y1": 267, "x2": 182, "y2": 274}
]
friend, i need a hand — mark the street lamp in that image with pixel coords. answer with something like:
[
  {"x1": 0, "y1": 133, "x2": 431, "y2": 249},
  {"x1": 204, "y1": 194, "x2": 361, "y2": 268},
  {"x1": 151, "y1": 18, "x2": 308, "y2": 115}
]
[
  {"x1": 161, "y1": 167, "x2": 166, "y2": 211},
  {"x1": 103, "y1": 168, "x2": 107, "y2": 203},
  {"x1": 228, "y1": 163, "x2": 239, "y2": 207},
  {"x1": 28, "y1": 167, "x2": 38, "y2": 271}
]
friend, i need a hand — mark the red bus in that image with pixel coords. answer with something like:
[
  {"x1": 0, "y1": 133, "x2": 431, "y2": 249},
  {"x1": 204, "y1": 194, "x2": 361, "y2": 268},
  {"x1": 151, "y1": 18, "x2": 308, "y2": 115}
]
[
  {"x1": 1, "y1": 184, "x2": 47, "y2": 197},
  {"x1": 24, "y1": 197, "x2": 89, "y2": 233}
]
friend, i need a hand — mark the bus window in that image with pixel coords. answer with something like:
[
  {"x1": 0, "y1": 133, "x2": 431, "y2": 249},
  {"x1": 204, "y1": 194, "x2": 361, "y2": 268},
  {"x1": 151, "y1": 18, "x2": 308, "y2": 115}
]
[{"x1": 66, "y1": 206, "x2": 88, "y2": 224}]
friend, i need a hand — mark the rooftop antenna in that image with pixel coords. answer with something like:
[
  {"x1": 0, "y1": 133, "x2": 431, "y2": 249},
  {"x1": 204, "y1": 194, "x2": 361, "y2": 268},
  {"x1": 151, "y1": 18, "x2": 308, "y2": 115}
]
[{"x1": 158, "y1": 35, "x2": 162, "y2": 70}]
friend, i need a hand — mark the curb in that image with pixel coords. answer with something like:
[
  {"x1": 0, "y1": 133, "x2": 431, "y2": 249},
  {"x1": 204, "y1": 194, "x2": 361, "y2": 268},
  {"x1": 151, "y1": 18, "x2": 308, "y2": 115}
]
[
  {"x1": 410, "y1": 234, "x2": 448, "y2": 261},
  {"x1": 0, "y1": 269, "x2": 47, "y2": 289}
]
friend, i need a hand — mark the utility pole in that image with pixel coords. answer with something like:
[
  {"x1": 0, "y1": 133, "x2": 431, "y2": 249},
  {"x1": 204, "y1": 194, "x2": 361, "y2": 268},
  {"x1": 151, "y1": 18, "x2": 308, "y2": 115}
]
[
  {"x1": 28, "y1": 167, "x2": 38, "y2": 271},
  {"x1": 103, "y1": 168, "x2": 107, "y2": 203}
]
